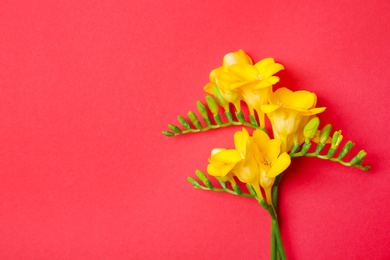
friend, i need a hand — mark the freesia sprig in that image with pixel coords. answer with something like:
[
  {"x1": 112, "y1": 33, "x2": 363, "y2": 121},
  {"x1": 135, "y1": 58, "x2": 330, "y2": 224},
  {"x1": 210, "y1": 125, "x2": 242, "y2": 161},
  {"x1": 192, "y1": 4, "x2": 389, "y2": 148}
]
[{"x1": 163, "y1": 50, "x2": 371, "y2": 259}]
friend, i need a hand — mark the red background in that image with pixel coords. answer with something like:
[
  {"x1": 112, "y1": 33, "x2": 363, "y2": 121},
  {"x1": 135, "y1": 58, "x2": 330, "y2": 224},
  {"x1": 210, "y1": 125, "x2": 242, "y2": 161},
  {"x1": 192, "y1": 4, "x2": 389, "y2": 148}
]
[{"x1": 1, "y1": 1, "x2": 389, "y2": 259}]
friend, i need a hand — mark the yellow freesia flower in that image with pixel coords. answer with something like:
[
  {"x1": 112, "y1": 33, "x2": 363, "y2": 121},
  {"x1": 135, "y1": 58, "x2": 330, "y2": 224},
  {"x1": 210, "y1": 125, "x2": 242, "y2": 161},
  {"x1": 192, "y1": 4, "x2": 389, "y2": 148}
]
[
  {"x1": 206, "y1": 128, "x2": 250, "y2": 181},
  {"x1": 206, "y1": 148, "x2": 241, "y2": 182},
  {"x1": 228, "y1": 57, "x2": 284, "y2": 121},
  {"x1": 251, "y1": 129, "x2": 290, "y2": 204},
  {"x1": 204, "y1": 50, "x2": 251, "y2": 110},
  {"x1": 261, "y1": 88, "x2": 326, "y2": 152},
  {"x1": 206, "y1": 128, "x2": 291, "y2": 204},
  {"x1": 204, "y1": 50, "x2": 284, "y2": 127}
]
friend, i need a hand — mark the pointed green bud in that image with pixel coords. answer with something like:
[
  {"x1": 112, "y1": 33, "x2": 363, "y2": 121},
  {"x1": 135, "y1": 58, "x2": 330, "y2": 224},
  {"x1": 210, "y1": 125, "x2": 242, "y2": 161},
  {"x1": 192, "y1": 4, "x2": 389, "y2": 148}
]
[
  {"x1": 195, "y1": 170, "x2": 214, "y2": 189},
  {"x1": 232, "y1": 183, "x2": 242, "y2": 194},
  {"x1": 188, "y1": 111, "x2": 202, "y2": 129},
  {"x1": 319, "y1": 124, "x2": 332, "y2": 144},
  {"x1": 177, "y1": 115, "x2": 191, "y2": 129},
  {"x1": 249, "y1": 114, "x2": 259, "y2": 126},
  {"x1": 212, "y1": 85, "x2": 229, "y2": 111},
  {"x1": 246, "y1": 183, "x2": 257, "y2": 198},
  {"x1": 218, "y1": 179, "x2": 228, "y2": 189},
  {"x1": 236, "y1": 111, "x2": 245, "y2": 123},
  {"x1": 338, "y1": 141, "x2": 354, "y2": 160},
  {"x1": 304, "y1": 117, "x2": 320, "y2": 143},
  {"x1": 187, "y1": 177, "x2": 201, "y2": 188},
  {"x1": 197, "y1": 101, "x2": 212, "y2": 126},
  {"x1": 331, "y1": 130, "x2": 343, "y2": 150},
  {"x1": 300, "y1": 143, "x2": 311, "y2": 154},
  {"x1": 314, "y1": 143, "x2": 325, "y2": 155},
  {"x1": 162, "y1": 130, "x2": 175, "y2": 136},
  {"x1": 168, "y1": 124, "x2": 182, "y2": 133},
  {"x1": 349, "y1": 150, "x2": 367, "y2": 166},
  {"x1": 214, "y1": 114, "x2": 223, "y2": 125},
  {"x1": 290, "y1": 143, "x2": 300, "y2": 154},
  {"x1": 205, "y1": 95, "x2": 219, "y2": 115},
  {"x1": 326, "y1": 147, "x2": 337, "y2": 158},
  {"x1": 225, "y1": 111, "x2": 234, "y2": 122},
  {"x1": 196, "y1": 101, "x2": 207, "y2": 117}
]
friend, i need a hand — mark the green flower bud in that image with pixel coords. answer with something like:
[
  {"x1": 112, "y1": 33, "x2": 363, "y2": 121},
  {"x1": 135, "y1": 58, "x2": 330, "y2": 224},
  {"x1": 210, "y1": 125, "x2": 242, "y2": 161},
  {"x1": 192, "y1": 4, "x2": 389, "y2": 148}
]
[
  {"x1": 196, "y1": 101, "x2": 207, "y2": 117},
  {"x1": 178, "y1": 115, "x2": 191, "y2": 129},
  {"x1": 197, "y1": 101, "x2": 212, "y2": 126},
  {"x1": 304, "y1": 117, "x2": 320, "y2": 143},
  {"x1": 232, "y1": 183, "x2": 242, "y2": 194},
  {"x1": 188, "y1": 111, "x2": 202, "y2": 129},
  {"x1": 319, "y1": 124, "x2": 332, "y2": 144},
  {"x1": 162, "y1": 130, "x2": 175, "y2": 136},
  {"x1": 246, "y1": 183, "x2": 258, "y2": 197},
  {"x1": 218, "y1": 179, "x2": 228, "y2": 189},
  {"x1": 349, "y1": 150, "x2": 367, "y2": 166},
  {"x1": 195, "y1": 170, "x2": 214, "y2": 189},
  {"x1": 236, "y1": 111, "x2": 245, "y2": 123},
  {"x1": 249, "y1": 114, "x2": 259, "y2": 126},
  {"x1": 338, "y1": 141, "x2": 354, "y2": 160},
  {"x1": 331, "y1": 130, "x2": 343, "y2": 150},
  {"x1": 212, "y1": 85, "x2": 229, "y2": 111},
  {"x1": 187, "y1": 177, "x2": 201, "y2": 188},
  {"x1": 225, "y1": 111, "x2": 234, "y2": 122},
  {"x1": 168, "y1": 124, "x2": 182, "y2": 133},
  {"x1": 205, "y1": 95, "x2": 219, "y2": 115}
]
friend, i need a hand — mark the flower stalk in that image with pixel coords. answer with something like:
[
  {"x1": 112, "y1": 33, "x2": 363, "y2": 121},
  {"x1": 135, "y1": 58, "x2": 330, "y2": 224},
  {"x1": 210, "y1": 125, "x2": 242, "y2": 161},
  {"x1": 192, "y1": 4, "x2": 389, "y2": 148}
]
[{"x1": 165, "y1": 50, "x2": 371, "y2": 259}]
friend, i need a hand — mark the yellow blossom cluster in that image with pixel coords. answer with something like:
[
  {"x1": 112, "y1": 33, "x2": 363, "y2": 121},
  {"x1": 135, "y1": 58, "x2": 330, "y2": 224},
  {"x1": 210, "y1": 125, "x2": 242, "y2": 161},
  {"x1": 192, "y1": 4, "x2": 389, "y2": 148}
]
[{"x1": 205, "y1": 50, "x2": 326, "y2": 204}]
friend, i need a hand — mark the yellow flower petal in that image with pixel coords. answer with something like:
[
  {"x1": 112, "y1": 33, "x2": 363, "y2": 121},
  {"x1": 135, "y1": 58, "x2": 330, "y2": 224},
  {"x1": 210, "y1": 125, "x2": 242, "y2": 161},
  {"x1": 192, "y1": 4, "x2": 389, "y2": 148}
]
[
  {"x1": 288, "y1": 91, "x2": 317, "y2": 110},
  {"x1": 253, "y1": 80, "x2": 274, "y2": 89},
  {"x1": 261, "y1": 63, "x2": 284, "y2": 79},
  {"x1": 262, "y1": 139, "x2": 282, "y2": 162},
  {"x1": 211, "y1": 149, "x2": 241, "y2": 164},
  {"x1": 207, "y1": 163, "x2": 235, "y2": 177},
  {"x1": 254, "y1": 57, "x2": 276, "y2": 72},
  {"x1": 234, "y1": 157, "x2": 259, "y2": 184},
  {"x1": 222, "y1": 50, "x2": 253, "y2": 67},
  {"x1": 267, "y1": 152, "x2": 291, "y2": 178},
  {"x1": 228, "y1": 64, "x2": 259, "y2": 81},
  {"x1": 203, "y1": 83, "x2": 214, "y2": 94},
  {"x1": 253, "y1": 129, "x2": 270, "y2": 145},
  {"x1": 309, "y1": 107, "x2": 326, "y2": 114},
  {"x1": 261, "y1": 104, "x2": 280, "y2": 113},
  {"x1": 234, "y1": 128, "x2": 249, "y2": 157}
]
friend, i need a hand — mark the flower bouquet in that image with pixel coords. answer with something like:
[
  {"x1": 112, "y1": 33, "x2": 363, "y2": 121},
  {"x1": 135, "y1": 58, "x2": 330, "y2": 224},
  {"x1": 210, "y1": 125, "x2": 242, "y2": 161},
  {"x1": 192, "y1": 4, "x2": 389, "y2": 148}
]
[{"x1": 163, "y1": 50, "x2": 370, "y2": 259}]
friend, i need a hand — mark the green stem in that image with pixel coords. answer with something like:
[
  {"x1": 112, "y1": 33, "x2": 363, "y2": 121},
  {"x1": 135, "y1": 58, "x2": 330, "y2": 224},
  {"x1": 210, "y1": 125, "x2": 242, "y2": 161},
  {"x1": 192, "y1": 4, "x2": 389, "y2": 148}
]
[
  {"x1": 271, "y1": 224, "x2": 277, "y2": 260},
  {"x1": 272, "y1": 217, "x2": 286, "y2": 260}
]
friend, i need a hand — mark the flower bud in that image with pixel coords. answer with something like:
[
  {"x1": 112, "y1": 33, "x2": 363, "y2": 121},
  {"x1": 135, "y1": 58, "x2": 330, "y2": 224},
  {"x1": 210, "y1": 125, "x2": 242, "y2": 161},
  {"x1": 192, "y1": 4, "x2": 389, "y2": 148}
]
[
  {"x1": 196, "y1": 101, "x2": 207, "y2": 117},
  {"x1": 168, "y1": 124, "x2": 182, "y2": 133},
  {"x1": 331, "y1": 130, "x2": 343, "y2": 150},
  {"x1": 162, "y1": 130, "x2": 175, "y2": 136},
  {"x1": 187, "y1": 177, "x2": 201, "y2": 188},
  {"x1": 196, "y1": 170, "x2": 214, "y2": 189},
  {"x1": 319, "y1": 124, "x2": 332, "y2": 144},
  {"x1": 188, "y1": 111, "x2": 202, "y2": 129},
  {"x1": 178, "y1": 115, "x2": 191, "y2": 129},
  {"x1": 206, "y1": 95, "x2": 219, "y2": 114},
  {"x1": 212, "y1": 85, "x2": 229, "y2": 111},
  {"x1": 349, "y1": 150, "x2": 367, "y2": 166},
  {"x1": 338, "y1": 141, "x2": 354, "y2": 159},
  {"x1": 304, "y1": 117, "x2": 320, "y2": 143}
]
